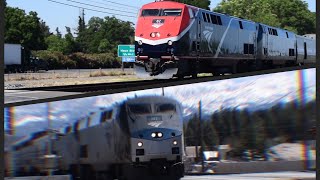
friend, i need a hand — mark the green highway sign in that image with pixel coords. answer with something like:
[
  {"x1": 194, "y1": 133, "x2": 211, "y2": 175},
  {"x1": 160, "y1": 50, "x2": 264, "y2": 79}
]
[{"x1": 118, "y1": 45, "x2": 135, "y2": 57}]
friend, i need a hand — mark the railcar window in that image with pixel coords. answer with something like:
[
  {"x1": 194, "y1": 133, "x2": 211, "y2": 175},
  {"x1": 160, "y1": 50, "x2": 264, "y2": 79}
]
[
  {"x1": 65, "y1": 126, "x2": 72, "y2": 133},
  {"x1": 286, "y1": 32, "x2": 289, "y2": 38},
  {"x1": 141, "y1": 9, "x2": 160, "y2": 16},
  {"x1": 239, "y1": 21, "x2": 243, "y2": 29},
  {"x1": 273, "y1": 29, "x2": 278, "y2": 36},
  {"x1": 162, "y1": 9, "x2": 182, "y2": 16},
  {"x1": 202, "y1": 12, "x2": 207, "y2": 22},
  {"x1": 129, "y1": 104, "x2": 152, "y2": 114},
  {"x1": 156, "y1": 104, "x2": 176, "y2": 113},
  {"x1": 289, "y1": 49, "x2": 295, "y2": 56},
  {"x1": 78, "y1": 118, "x2": 87, "y2": 130},
  {"x1": 80, "y1": 145, "x2": 88, "y2": 158}
]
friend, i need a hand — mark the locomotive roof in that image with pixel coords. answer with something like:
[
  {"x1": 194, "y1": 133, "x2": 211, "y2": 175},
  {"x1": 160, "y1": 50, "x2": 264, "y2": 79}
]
[
  {"x1": 142, "y1": 1, "x2": 186, "y2": 9},
  {"x1": 125, "y1": 95, "x2": 179, "y2": 104}
]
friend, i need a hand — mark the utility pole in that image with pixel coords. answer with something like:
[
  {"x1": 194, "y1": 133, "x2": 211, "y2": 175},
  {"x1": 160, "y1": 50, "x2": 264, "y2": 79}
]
[
  {"x1": 162, "y1": 87, "x2": 164, "y2": 96},
  {"x1": 47, "y1": 102, "x2": 53, "y2": 176},
  {"x1": 297, "y1": 70, "x2": 310, "y2": 170},
  {"x1": 199, "y1": 100, "x2": 204, "y2": 172}
]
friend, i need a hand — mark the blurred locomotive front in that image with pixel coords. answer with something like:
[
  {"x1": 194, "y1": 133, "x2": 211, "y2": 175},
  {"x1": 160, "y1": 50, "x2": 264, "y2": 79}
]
[
  {"x1": 126, "y1": 96, "x2": 185, "y2": 178},
  {"x1": 10, "y1": 96, "x2": 185, "y2": 180}
]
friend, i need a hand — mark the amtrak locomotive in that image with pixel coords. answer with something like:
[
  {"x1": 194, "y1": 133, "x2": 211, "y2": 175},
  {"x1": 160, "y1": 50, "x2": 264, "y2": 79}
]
[
  {"x1": 11, "y1": 96, "x2": 185, "y2": 180},
  {"x1": 134, "y1": 0, "x2": 316, "y2": 79}
]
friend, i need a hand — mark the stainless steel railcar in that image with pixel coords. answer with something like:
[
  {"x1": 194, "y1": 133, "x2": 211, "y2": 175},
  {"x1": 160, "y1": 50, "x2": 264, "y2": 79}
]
[
  {"x1": 134, "y1": 1, "x2": 316, "y2": 79},
  {"x1": 11, "y1": 96, "x2": 185, "y2": 180}
]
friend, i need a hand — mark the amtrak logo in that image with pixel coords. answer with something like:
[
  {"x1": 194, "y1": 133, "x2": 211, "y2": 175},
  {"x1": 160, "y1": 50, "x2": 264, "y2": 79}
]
[
  {"x1": 148, "y1": 121, "x2": 162, "y2": 127},
  {"x1": 203, "y1": 30, "x2": 214, "y2": 52},
  {"x1": 152, "y1": 19, "x2": 165, "y2": 28}
]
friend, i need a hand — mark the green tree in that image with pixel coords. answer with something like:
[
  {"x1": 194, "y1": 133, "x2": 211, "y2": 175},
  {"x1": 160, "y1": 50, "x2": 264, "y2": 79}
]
[
  {"x1": 5, "y1": 7, "x2": 49, "y2": 50},
  {"x1": 214, "y1": 0, "x2": 315, "y2": 34},
  {"x1": 45, "y1": 34, "x2": 66, "y2": 53},
  {"x1": 172, "y1": 0, "x2": 211, "y2": 10},
  {"x1": 55, "y1": 27, "x2": 62, "y2": 38},
  {"x1": 64, "y1": 26, "x2": 77, "y2": 54}
]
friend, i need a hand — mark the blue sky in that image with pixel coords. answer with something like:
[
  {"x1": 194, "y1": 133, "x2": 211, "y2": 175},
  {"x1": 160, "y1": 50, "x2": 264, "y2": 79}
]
[
  {"x1": 4, "y1": 68, "x2": 315, "y2": 136},
  {"x1": 7, "y1": 0, "x2": 316, "y2": 35}
]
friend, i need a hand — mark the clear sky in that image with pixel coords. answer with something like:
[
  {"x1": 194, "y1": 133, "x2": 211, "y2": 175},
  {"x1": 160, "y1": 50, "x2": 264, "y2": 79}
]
[{"x1": 7, "y1": 0, "x2": 316, "y2": 35}]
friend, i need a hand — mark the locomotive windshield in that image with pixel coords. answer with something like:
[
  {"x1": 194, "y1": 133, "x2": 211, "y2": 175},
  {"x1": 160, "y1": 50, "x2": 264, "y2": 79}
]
[
  {"x1": 128, "y1": 104, "x2": 152, "y2": 114},
  {"x1": 141, "y1": 9, "x2": 182, "y2": 17},
  {"x1": 162, "y1": 9, "x2": 182, "y2": 16},
  {"x1": 141, "y1": 9, "x2": 160, "y2": 16},
  {"x1": 155, "y1": 103, "x2": 176, "y2": 113}
]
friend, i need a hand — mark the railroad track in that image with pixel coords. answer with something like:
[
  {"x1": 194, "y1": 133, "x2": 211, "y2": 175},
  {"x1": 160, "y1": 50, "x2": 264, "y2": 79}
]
[{"x1": 9, "y1": 79, "x2": 178, "y2": 92}]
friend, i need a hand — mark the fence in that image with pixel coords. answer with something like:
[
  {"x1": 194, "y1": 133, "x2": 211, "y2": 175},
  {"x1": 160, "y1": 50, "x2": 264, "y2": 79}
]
[{"x1": 5, "y1": 68, "x2": 135, "y2": 82}]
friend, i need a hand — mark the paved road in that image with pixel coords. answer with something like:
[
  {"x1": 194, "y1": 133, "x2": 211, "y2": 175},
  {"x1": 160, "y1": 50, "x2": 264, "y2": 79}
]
[
  {"x1": 5, "y1": 90, "x2": 82, "y2": 105},
  {"x1": 182, "y1": 171, "x2": 315, "y2": 180},
  {"x1": 4, "y1": 172, "x2": 315, "y2": 180}
]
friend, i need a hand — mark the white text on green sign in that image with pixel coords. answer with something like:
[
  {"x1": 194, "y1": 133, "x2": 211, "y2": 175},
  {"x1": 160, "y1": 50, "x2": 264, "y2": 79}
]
[{"x1": 118, "y1": 45, "x2": 135, "y2": 57}]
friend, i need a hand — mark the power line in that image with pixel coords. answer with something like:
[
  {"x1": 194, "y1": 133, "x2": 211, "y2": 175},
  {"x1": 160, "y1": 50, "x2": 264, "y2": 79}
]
[
  {"x1": 100, "y1": 0, "x2": 140, "y2": 9},
  {"x1": 47, "y1": 0, "x2": 137, "y2": 18},
  {"x1": 65, "y1": 0, "x2": 138, "y2": 15},
  {"x1": 86, "y1": 0, "x2": 140, "y2": 10}
]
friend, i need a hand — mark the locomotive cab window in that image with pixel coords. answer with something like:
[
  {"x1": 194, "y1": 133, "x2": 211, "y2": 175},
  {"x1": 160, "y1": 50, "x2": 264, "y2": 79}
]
[
  {"x1": 156, "y1": 103, "x2": 176, "y2": 113},
  {"x1": 141, "y1": 9, "x2": 160, "y2": 16},
  {"x1": 217, "y1": 16, "x2": 222, "y2": 25},
  {"x1": 128, "y1": 104, "x2": 152, "y2": 114},
  {"x1": 206, "y1": 13, "x2": 211, "y2": 23},
  {"x1": 202, "y1": 12, "x2": 207, "y2": 22},
  {"x1": 100, "y1": 110, "x2": 113, "y2": 123},
  {"x1": 210, "y1": 14, "x2": 217, "y2": 24},
  {"x1": 188, "y1": 8, "x2": 194, "y2": 19},
  {"x1": 162, "y1": 9, "x2": 182, "y2": 16}
]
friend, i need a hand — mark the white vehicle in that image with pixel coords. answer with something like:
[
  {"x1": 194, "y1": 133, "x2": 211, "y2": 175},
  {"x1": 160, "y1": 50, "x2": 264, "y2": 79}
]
[
  {"x1": 4, "y1": 44, "x2": 22, "y2": 72},
  {"x1": 12, "y1": 96, "x2": 185, "y2": 180}
]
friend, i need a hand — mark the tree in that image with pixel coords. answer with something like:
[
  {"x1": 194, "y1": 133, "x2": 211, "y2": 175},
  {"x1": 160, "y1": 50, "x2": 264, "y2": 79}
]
[
  {"x1": 64, "y1": 26, "x2": 77, "y2": 54},
  {"x1": 5, "y1": 7, "x2": 49, "y2": 50},
  {"x1": 45, "y1": 34, "x2": 66, "y2": 53},
  {"x1": 55, "y1": 27, "x2": 62, "y2": 38},
  {"x1": 214, "y1": 0, "x2": 315, "y2": 35},
  {"x1": 171, "y1": 0, "x2": 211, "y2": 10}
]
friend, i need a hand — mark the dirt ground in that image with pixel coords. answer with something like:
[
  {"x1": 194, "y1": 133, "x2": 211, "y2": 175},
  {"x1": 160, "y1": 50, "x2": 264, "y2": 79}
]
[{"x1": 4, "y1": 68, "x2": 144, "y2": 89}]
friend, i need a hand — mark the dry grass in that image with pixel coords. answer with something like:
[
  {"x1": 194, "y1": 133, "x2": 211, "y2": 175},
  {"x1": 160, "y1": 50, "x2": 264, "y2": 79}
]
[{"x1": 89, "y1": 70, "x2": 134, "y2": 77}]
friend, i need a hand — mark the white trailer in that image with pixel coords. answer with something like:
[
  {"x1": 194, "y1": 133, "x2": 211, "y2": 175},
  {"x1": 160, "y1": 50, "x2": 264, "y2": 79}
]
[{"x1": 5, "y1": 44, "x2": 22, "y2": 66}]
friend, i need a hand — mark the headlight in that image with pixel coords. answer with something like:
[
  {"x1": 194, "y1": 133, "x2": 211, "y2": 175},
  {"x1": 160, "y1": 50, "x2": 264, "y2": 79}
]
[
  {"x1": 151, "y1": 133, "x2": 156, "y2": 138},
  {"x1": 156, "y1": 32, "x2": 160, "y2": 37},
  {"x1": 138, "y1": 40, "x2": 143, "y2": 45},
  {"x1": 168, "y1": 40, "x2": 173, "y2": 45},
  {"x1": 137, "y1": 142, "x2": 143, "y2": 147},
  {"x1": 173, "y1": 140, "x2": 178, "y2": 145},
  {"x1": 150, "y1": 32, "x2": 156, "y2": 38},
  {"x1": 157, "y1": 132, "x2": 163, "y2": 138}
]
